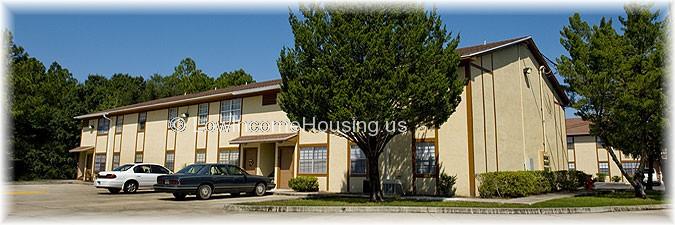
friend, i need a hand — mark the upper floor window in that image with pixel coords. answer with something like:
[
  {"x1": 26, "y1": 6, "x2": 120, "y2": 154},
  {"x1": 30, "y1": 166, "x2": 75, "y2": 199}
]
[
  {"x1": 566, "y1": 137, "x2": 574, "y2": 150},
  {"x1": 220, "y1": 99, "x2": 242, "y2": 123},
  {"x1": 198, "y1": 103, "x2": 209, "y2": 125},
  {"x1": 138, "y1": 112, "x2": 147, "y2": 131},
  {"x1": 97, "y1": 118, "x2": 110, "y2": 134},
  {"x1": 167, "y1": 108, "x2": 178, "y2": 126},
  {"x1": 262, "y1": 93, "x2": 277, "y2": 106},
  {"x1": 299, "y1": 146, "x2": 327, "y2": 174},
  {"x1": 350, "y1": 144, "x2": 367, "y2": 176},
  {"x1": 415, "y1": 141, "x2": 436, "y2": 175},
  {"x1": 596, "y1": 137, "x2": 605, "y2": 147},
  {"x1": 115, "y1": 116, "x2": 123, "y2": 133}
]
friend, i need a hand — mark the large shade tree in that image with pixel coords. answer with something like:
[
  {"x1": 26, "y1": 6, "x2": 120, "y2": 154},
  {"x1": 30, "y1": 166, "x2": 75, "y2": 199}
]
[
  {"x1": 556, "y1": 4, "x2": 665, "y2": 197},
  {"x1": 277, "y1": 4, "x2": 463, "y2": 201}
]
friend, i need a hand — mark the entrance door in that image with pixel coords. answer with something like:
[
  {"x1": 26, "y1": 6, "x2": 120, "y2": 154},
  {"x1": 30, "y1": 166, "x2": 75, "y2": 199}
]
[
  {"x1": 85, "y1": 153, "x2": 93, "y2": 181},
  {"x1": 277, "y1": 147, "x2": 295, "y2": 189},
  {"x1": 244, "y1": 148, "x2": 258, "y2": 175}
]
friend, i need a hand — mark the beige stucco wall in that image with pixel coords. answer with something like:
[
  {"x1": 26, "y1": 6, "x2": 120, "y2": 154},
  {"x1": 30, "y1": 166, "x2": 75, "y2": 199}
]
[{"x1": 568, "y1": 134, "x2": 638, "y2": 182}]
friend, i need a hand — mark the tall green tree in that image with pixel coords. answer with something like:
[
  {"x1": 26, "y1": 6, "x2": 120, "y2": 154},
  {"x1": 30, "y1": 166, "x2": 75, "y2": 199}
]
[
  {"x1": 277, "y1": 4, "x2": 463, "y2": 201},
  {"x1": 557, "y1": 4, "x2": 665, "y2": 197},
  {"x1": 9, "y1": 32, "x2": 83, "y2": 180},
  {"x1": 168, "y1": 57, "x2": 214, "y2": 95},
  {"x1": 214, "y1": 69, "x2": 255, "y2": 89}
]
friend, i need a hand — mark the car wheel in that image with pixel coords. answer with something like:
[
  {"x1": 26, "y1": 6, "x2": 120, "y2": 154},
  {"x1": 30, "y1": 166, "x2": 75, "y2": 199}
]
[
  {"x1": 107, "y1": 188, "x2": 121, "y2": 194},
  {"x1": 123, "y1": 181, "x2": 138, "y2": 193},
  {"x1": 254, "y1": 183, "x2": 266, "y2": 196},
  {"x1": 197, "y1": 184, "x2": 212, "y2": 200},
  {"x1": 172, "y1": 193, "x2": 186, "y2": 200}
]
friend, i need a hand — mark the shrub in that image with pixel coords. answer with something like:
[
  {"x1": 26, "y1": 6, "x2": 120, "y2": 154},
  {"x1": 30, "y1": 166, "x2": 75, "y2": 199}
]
[
  {"x1": 437, "y1": 172, "x2": 457, "y2": 197},
  {"x1": 611, "y1": 176, "x2": 621, "y2": 182},
  {"x1": 478, "y1": 171, "x2": 540, "y2": 198},
  {"x1": 596, "y1": 173, "x2": 607, "y2": 182},
  {"x1": 478, "y1": 170, "x2": 591, "y2": 198},
  {"x1": 288, "y1": 176, "x2": 319, "y2": 192}
]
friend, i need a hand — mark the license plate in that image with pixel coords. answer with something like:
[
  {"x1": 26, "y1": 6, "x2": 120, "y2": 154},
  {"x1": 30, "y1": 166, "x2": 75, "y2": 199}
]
[{"x1": 164, "y1": 180, "x2": 169, "y2": 185}]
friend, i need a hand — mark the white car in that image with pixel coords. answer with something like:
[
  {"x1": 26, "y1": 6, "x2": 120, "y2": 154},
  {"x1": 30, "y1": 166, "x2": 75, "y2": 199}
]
[{"x1": 95, "y1": 163, "x2": 172, "y2": 193}]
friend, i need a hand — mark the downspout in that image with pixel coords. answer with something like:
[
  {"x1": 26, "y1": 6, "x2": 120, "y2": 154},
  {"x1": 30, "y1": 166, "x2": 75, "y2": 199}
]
[{"x1": 538, "y1": 66, "x2": 547, "y2": 170}]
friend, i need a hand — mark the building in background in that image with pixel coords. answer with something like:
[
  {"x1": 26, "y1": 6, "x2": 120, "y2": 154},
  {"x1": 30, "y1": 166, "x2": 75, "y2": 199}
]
[{"x1": 70, "y1": 36, "x2": 569, "y2": 197}]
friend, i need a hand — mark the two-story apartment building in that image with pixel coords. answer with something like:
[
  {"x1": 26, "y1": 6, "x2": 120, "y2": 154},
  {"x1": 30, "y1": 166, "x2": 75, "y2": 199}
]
[
  {"x1": 70, "y1": 36, "x2": 569, "y2": 197},
  {"x1": 565, "y1": 118, "x2": 652, "y2": 182}
]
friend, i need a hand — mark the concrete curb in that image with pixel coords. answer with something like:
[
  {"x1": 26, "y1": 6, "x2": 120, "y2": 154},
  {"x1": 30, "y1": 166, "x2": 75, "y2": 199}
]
[
  {"x1": 11, "y1": 180, "x2": 92, "y2": 185},
  {"x1": 224, "y1": 204, "x2": 669, "y2": 214}
]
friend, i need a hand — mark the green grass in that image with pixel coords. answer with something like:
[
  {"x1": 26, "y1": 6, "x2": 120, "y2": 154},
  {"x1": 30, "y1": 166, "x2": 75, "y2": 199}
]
[{"x1": 244, "y1": 191, "x2": 666, "y2": 208}]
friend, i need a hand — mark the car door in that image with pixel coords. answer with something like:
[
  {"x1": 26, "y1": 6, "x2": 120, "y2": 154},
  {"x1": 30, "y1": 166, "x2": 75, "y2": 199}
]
[
  {"x1": 210, "y1": 165, "x2": 234, "y2": 193},
  {"x1": 132, "y1": 165, "x2": 155, "y2": 188},
  {"x1": 227, "y1": 165, "x2": 249, "y2": 192}
]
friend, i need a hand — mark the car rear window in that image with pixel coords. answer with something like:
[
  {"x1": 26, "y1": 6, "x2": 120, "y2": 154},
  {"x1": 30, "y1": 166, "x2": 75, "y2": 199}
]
[
  {"x1": 177, "y1": 165, "x2": 207, "y2": 174},
  {"x1": 112, "y1": 164, "x2": 133, "y2": 171}
]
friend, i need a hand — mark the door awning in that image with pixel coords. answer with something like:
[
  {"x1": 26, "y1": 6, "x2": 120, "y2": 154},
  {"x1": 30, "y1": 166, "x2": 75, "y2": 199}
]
[
  {"x1": 68, "y1": 146, "x2": 94, "y2": 153},
  {"x1": 230, "y1": 133, "x2": 297, "y2": 144}
]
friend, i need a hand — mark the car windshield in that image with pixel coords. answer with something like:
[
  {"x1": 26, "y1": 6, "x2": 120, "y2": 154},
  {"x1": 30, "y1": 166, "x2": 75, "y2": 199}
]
[
  {"x1": 176, "y1": 165, "x2": 207, "y2": 174},
  {"x1": 112, "y1": 164, "x2": 133, "y2": 171}
]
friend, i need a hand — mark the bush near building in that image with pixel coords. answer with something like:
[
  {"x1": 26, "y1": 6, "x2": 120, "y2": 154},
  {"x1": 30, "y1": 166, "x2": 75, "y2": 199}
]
[
  {"x1": 288, "y1": 176, "x2": 319, "y2": 192},
  {"x1": 478, "y1": 170, "x2": 590, "y2": 198}
]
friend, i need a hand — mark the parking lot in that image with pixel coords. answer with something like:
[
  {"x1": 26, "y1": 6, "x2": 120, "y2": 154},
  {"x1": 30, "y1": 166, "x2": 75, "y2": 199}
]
[{"x1": 4, "y1": 182, "x2": 671, "y2": 223}]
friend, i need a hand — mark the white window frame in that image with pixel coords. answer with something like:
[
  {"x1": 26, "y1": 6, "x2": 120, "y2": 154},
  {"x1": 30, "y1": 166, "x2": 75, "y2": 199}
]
[
  {"x1": 218, "y1": 149, "x2": 240, "y2": 166},
  {"x1": 220, "y1": 98, "x2": 242, "y2": 123},
  {"x1": 350, "y1": 144, "x2": 367, "y2": 176},
  {"x1": 298, "y1": 146, "x2": 327, "y2": 174}
]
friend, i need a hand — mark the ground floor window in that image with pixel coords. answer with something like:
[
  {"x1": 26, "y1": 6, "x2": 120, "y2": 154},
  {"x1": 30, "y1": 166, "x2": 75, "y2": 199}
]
[
  {"x1": 415, "y1": 141, "x2": 436, "y2": 176},
  {"x1": 94, "y1": 154, "x2": 106, "y2": 172},
  {"x1": 299, "y1": 146, "x2": 327, "y2": 174},
  {"x1": 165, "y1": 151, "x2": 175, "y2": 172},
  {"x1": 568, "y1": 162, "x2": 576, "y2": 170},
  {"x1": 218, "y1": 148, "x2": 239, "y2": 165},
  {"x1": 350, "y1": 144, "x2": 366, "y2": 176},
  {"x1": 112, "y1": 153, "x2": 120, "y2": 169},
  {"x1": 195, "y1": 149, "x2": 206, "y2": 163},
  {"x1": 598, "y1": 162, "x2": 609, "y2": 174},
  {"x1": 135, "y1": 152, "x2": 143, "y2": 163},
  {"x1": 622, "y1": 161, "x2": 640, "y2": 175}
]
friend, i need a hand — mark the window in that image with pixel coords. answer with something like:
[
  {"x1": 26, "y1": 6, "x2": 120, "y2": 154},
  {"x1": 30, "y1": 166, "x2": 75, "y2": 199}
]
[
  {"x1": 115, "y1": 116, "x2": 123, "y2": 133},
  {"x1": 138, "y1": 112, "x2": 147, "y2": 131},
  {"x1": 543, "y1": 155, "x2": 551, "y2": 171},
  {"x1": 133, "y1": 165, "x2": 151, "y2": 173},
  {"x1": 298, "y1": 146, "x2": 327, "y2": 174},
  {"x1": 568, "y1": 162, "x2": 576, "y2": 170},
  {"x1": 218, "y1": 149, "x2": 240, "y2": 165},
  {"x1": 97, "y1": 118, "x2": 110, "y2": 134},
  {"x1": 94, "y1": 154, "x2": 106, "y2": 172},
  {"x1": 198, "y1": 103, "x2": 208, "y2": 125},
  {"x1": 622, "y1": 161, "x2": 640, "y2": 175},
  {"x1": 350, "y1": 145, "x2": 366, "y2": 176},
  {"x1": 220, "y1": 99, "x2": 242, "y2": 123},
  {"x1": 167, "y1": 108, "x2": 178, "y2": 126},
  {"x1": 165, "y1": 151, "x2": 175, "y2": 172},
  {"x1": 135, "y1": 152, "x2": 143, "y2": 163},
  {"x1": 209, "y1": 165, "x2": 228, "y2": 175},
  {"x1": 598, "y1": 162, "x2": 609, "y2": 174},
  {"x1": 415, "y1": 141, "x2": 436, "y2": 175},
  {"x1": 195, "y1": 149, "x2": 206, "y2": 163},
  {"x1": 227, "y1": 165, "x2": 245, "y2": 175},
  {"x1": 567, "y1": 137, "x2": 574, "y2": 150},
  {"x1": 262, "y1": 93, "x2": 277, "y2": 105},
  {"x1": 151, "y1": 165, "x2": 170, "y2": 174},
  {"x1": 112, "y1": 153, "x2": 120, "y2": 169}
]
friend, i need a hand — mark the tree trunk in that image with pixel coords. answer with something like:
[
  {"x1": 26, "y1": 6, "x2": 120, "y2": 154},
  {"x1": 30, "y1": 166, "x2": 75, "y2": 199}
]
[
  {"x1": 367, "y1": 156, "x2": 384, "y2": 202},
  {"x1": 607, "y1": 147, "x2": 646, "y2": 198},
  {"x1": 646, "y1": 156, "x2": 654, "y2": 191}
]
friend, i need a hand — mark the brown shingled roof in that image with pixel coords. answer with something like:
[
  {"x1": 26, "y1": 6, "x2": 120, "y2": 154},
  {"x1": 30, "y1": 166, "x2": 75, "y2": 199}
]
[
  {"x1": 566, "y1": 118, "x2": 591, "y2": 136},
  {"x1": 457, "y1": 36, "x2": 530, "y2": 57}
]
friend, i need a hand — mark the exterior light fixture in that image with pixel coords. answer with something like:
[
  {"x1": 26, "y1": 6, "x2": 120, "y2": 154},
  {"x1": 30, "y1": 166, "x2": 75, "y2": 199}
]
[
  {"x1": 180, "y1": 113, "x2": 189, "y2": 118},
  {"x1": 523, "y1": 67, "x2": 532, "y2": 76}
]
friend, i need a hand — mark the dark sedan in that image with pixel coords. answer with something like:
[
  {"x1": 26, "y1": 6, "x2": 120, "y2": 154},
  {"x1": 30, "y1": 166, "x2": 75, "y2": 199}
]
[{"x1": 153, "y1": 163, "x2": 275, "y2": 200}]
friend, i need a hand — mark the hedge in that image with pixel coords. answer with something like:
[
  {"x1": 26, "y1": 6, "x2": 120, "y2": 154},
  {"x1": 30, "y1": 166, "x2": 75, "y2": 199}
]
[{"x1": 478, "y1": 170, "x2": 590, "y2": 198}]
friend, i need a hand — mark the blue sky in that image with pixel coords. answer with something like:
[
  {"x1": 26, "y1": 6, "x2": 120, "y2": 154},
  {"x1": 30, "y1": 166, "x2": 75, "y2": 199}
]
[{"x1": 10, "y1": 6, "x2": 650, "y2": 118}]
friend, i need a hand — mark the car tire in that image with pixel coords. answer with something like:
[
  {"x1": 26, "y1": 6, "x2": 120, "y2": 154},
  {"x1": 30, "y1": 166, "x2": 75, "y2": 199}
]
[
  {"x1": 254, "y1": 183, "x2": 266, "y2": 196},
  {"x1": 197, "y1": 184, "x2": 213, "y2": 200},
  {"x1": 107, "y1": 188, "x2": 121, "y2": 194},
  {"x1": 173, "y1": 193, "x2": 186, "y2": 200},
  {"x1": 123, "y1": 181, "x2": 138, "y2": 193}
]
